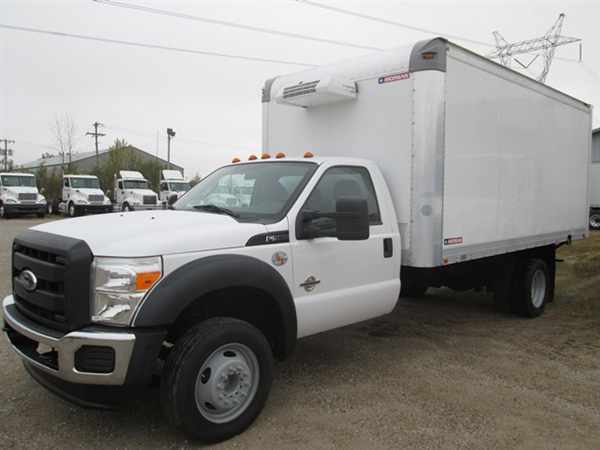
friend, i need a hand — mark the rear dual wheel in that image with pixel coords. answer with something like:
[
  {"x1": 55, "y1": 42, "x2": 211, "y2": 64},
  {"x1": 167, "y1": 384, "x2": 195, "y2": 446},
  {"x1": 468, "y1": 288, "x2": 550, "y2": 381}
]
[
  {"x1": 495, "y1": 257, "x2": 550, "y2": 317},
  {"x1": 161, "y1": 317, "x2": 273, "y2": 443}
]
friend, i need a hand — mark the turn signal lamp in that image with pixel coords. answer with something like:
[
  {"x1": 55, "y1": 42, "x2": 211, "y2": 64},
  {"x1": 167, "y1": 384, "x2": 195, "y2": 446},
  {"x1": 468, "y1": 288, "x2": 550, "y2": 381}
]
[
  {"x1": 261, "y1": 153, "x2": 271, "y2": 159},
  {"x1": 135, "y1": 271, "x2": 161, "y2": 291},
  {"x1": 275, "y1": 152, "x2": 286, "y2": 159},
  {"x1": 248, "y1": 154, "x2": 258, "y2": 161},
  {"x1": 231, "y1": 157, "x2": 240, "y2": 163},
  {"x1": 304, "y1": 151, "x2": 314, "y2": 158},
  {"x1": 422, "y1": 51, "x2": 436, "y2": 60}
]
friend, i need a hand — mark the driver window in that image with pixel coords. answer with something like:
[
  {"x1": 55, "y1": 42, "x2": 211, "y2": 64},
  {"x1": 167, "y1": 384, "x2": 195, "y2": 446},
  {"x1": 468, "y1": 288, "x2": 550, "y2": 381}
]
[
  {"x1": 64, "y1": 178, "x2": 69, "y2": 188},
  {"x1": 160, "y1": 182, "x2": 168, "y2": 192},
  {"x1": 301, "y1": 166, "x2": 381, "y2": 236},
  {"x1": 118, "y1": 181, "x2": 123, "y2": 190}
]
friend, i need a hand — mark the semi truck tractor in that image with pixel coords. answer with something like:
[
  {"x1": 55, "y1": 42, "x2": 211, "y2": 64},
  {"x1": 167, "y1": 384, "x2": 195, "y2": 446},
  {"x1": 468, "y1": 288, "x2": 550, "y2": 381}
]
[
  {"x1": 49, "y1": 174, "x2": 113, "y2": 217},
  {"x1": 159, "y1": 169, "x2": 190, "y2": 205},
  {"x1": 590, "y1": 128, "x2": 600, "y2": 230},
  {"x1": 0, "y1": 172, "x2": 47, "y2": 218},
  {"x1": 3, "y1": 38, "x2": 591, "y2": 442},
  {"x1": 114, "y1": 170, "x2": 160, "y2": 211}
]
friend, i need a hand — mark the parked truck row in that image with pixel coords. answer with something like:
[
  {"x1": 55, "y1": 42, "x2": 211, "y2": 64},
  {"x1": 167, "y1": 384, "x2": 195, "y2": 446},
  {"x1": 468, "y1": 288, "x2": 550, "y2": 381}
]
[
  {"x1": 2, "y1": 38, "x2": 593, "y2": 443},
  {"x1": 1, "y1": 169, "x2": 190, "y2": 218}
]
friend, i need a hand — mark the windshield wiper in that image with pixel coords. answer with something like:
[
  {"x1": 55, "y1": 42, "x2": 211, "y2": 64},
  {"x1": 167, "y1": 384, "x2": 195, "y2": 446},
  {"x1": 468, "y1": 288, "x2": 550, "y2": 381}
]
[{"x1": 192, "y1": 204, "x2": 240, "y2": 218}]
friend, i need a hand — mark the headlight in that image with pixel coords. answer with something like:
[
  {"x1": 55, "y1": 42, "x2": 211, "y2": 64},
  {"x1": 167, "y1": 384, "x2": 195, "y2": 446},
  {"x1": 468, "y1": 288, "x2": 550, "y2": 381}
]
[
  {"x1": 75, "y1": 198, "x2": 89, "y2": 205},
  {"x1": 5, "y1": 198, "x2": 17, "y2": 203},
  {"x1": 37, "y1": 195, "x2": 46, "y2": 204},
  {"x1": 92, "y1": 256, "x2": 162, "y2": 326}
]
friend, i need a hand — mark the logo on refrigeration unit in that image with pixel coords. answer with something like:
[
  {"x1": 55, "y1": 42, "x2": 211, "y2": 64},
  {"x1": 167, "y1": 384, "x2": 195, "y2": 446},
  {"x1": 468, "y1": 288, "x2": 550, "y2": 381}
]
[
  {"x1": 444, "y1": 237, "x2": 463, "y2": 246},
  {"x1": 19, "y1": 269, "x2": 38, "y2": 292}
]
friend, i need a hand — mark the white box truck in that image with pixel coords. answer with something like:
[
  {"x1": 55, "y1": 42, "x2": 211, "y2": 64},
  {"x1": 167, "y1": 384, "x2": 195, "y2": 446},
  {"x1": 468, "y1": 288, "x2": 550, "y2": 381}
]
[
  {"x1": 590, "y1": 128, "x2": 600, "y2": 229},
  {"x1": 159, "y1": 169, "x2": 190, "y2": 205},
  {"x1": 114, "y1": 170, "x2": 160, "y2": 211},
  {"x1": 49, "y1": 174, "x2": 113, "y2": 217},
  {"x1": 2, "y1": 38, "x2": 591, "y2": 443},
  {"x1": 0, "y1": 172, "x2": 47, "y2": 218}
]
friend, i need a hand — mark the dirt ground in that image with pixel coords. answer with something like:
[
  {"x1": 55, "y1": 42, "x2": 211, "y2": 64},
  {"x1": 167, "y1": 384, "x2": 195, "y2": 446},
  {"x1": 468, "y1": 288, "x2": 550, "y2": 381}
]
[{"x1": 0, "y1": 218, "x2": 599, "y2": 449}]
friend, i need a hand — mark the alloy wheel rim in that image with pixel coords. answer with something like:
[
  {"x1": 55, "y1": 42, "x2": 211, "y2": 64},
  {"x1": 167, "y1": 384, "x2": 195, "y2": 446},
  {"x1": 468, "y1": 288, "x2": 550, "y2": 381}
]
[
  {"x1": 530, "y1": 269, "x2": 546, "y2": 308},
  {"x1": 591, "y1": 215, "x2": 600, "y2": 229},
  {"x1": 194, "y1": 343, "x2": 260, "y2": 424}
]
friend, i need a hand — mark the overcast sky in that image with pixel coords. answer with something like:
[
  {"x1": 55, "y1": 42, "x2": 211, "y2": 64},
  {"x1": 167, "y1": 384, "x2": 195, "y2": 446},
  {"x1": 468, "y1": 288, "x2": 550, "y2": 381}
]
[{"x1": 1, "y1": 0, "x2": 599, "y2": 177}]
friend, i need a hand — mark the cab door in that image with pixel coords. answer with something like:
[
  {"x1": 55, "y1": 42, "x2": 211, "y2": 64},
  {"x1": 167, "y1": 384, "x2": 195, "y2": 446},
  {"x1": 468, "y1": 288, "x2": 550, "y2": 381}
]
[{"x1": 289, "y1": 164, "x2": 400, "y2": 338}]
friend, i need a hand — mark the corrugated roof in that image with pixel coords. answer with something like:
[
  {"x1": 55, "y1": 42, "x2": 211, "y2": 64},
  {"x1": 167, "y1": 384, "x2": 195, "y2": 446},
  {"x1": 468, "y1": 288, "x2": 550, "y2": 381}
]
[{"x1": 19, "y1": 149, "x2": 111, "y2": 169}]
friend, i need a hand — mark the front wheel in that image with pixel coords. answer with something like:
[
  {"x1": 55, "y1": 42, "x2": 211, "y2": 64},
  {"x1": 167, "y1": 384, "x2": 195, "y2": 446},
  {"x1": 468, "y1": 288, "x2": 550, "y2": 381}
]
[
  {"x1": 67, "y1": 202, "x2": 77, "y2": 218},
  {"x1": 161, "y1": 317, "x2": 273, "y2": 443},
  {"x1": 0, "y1": 203, "x2": 9, "y2": 219},
  {"x1": 121, "y1": 203, "x2": 132, "y2": 212}
]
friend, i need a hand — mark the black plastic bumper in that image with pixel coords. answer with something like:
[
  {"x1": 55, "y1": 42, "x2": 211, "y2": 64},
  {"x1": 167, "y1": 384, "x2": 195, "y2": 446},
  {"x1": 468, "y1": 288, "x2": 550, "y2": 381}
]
[
  {"x1": 75, "y1": 204, "x2": 114, "y2": 214},
  {"x1": 4, "y1": 203, "x2": 46, "y2": 215}
]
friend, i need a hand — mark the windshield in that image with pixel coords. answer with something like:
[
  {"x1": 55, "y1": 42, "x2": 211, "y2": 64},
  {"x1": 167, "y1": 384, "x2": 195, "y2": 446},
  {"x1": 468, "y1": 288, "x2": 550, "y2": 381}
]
[
  {"x1": 71, "y1": 177, "x2": 100, "y2": 189},
  {"x1": 123, "y1": 179, "x2": 149, "y2": 189},
  {"x1": 175, "y1": 162, "x2": 316, "y2": 223},
  {"x1": 1, "y1": 175, "x2": 36, "y2": 187},
  {"x1": 168, "y1": 182, "x2": 190, "y2": 192}
]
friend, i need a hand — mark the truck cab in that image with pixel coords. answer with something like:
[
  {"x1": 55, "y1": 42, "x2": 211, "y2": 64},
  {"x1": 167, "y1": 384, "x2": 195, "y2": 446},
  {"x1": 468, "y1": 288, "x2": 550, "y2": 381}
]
[
  {"x1": 59, "y1": 174, "x2": 112, "y2": 217},
  {"x1": 0, "y1": 172, "x2": 47, "y2": 218},
  {"x1": 159, "y1": 169, "x2": 190, "y2": 205},
  {"x1": 114, "y1": 170, "x2": 160, "y2": 212}
]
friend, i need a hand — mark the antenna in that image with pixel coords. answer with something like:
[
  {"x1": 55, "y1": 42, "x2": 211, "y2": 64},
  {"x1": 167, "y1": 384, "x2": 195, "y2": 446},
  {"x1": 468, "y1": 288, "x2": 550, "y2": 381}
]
[{"x1": 488, "y1": 13, "x2": 582, "y2": 83}]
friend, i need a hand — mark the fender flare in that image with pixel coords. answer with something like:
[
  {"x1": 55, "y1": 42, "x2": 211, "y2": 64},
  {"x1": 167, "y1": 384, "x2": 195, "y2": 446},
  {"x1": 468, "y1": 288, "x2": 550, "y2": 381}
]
[{"x1": 133, "y1": 254, "x2": 297, "y2": 357}]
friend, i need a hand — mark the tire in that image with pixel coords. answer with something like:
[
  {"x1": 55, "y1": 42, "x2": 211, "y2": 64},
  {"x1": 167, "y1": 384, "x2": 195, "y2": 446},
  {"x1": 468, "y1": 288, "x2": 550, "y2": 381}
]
[
  {"x1": 516, "y1": 258, "x2": 550, "y2": 318},
  {"x1": 590, "y1": 212, "x2": 600, "y2": 230},
  {"x1": 67, "y1": 202, "x2": 77, "y2": 218},
  {"x1": 161, "y1": 317, "x2": 273, "y2": 443},
  {"x1": 0, "y1": 203, "x2": 9, "y2": 219},
  {"x1": 400, "y1": 281, "x2": 428, "y2": 298},
  {"x1": 121, "y1": 203, "x2": 131, "y2": 212},
  {"x1": 47, "y1": 203, "x2": 54, "y2": 215}
]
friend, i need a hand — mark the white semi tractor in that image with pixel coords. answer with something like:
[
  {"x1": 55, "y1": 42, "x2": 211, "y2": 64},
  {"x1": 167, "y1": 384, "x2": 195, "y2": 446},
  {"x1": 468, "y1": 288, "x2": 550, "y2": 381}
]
[
  {"x1": 159, "y1": 169, "x2": 190, "y2": 205},
  {"x1": 0, "y1": 172, "x2": 47, "y2": 218},
  {"x1": 114, "y1": 170, "x2": 160, "y2": 211},
  {"x1": 3, "y1": 38, "x2": 591, "y2": 442},
  {"x1": 590, "y1": 128, "x2": 600, "y2": 230},
  {"x1": 51, "y1": 174, "x2": 113, "y2": 217}
]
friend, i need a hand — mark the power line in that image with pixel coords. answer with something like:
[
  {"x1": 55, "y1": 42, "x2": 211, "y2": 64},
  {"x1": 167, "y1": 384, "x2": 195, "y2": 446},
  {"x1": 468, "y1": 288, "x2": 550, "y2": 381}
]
[
  {"x1": 292, "y1": 0, "x2": 494, "y2": 48},
  {"x1": 0, "y1": 23, "x2": 317, "y2": 67},
  {"x1": 93, "y1": 0, "x2": 381, "y2": 52}
]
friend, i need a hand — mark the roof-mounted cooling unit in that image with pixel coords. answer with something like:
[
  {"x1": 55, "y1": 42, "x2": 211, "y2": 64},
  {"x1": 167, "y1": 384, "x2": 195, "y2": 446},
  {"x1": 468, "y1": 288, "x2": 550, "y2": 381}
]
[{"x1": 274, "y1": 75, "x2": 358, "y2": 108}]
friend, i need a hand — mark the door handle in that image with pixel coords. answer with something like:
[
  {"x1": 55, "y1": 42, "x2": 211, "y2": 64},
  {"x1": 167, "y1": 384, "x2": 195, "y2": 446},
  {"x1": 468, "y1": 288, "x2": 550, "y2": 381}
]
[
  {"x1": 300, "y1": 275, "x2": 320, "y2": 292},
  {"x1": 383, "y1": 238, "x2": 393, "y2": 258}
]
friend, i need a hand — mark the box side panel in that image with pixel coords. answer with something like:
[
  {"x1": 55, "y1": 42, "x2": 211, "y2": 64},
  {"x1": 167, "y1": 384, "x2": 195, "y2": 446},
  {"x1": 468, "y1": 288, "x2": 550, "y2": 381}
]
[
  {"x1": 442, "y1": 48, "x2": 590, "y2": 264},
  {"x1": 408, "y1": 70, "x2": 446, "y2": 267},
  {"x1": 264, "y1": 75, "x2": 414, "y2": 253},
  {"x1": 591, "y1": 163, "x2": 600, "y2": 208}
]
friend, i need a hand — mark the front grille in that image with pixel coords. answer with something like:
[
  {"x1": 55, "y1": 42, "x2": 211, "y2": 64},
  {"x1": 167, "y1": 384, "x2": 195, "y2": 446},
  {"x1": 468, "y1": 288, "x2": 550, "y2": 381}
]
[
  {"x1": 143, "y1": 195, "x2": 157, "y2": 205},
  {"x1": 12, "y1": 230, "x2": 93, "y2": 331},
  {"x1": 18, "y1": 193, "x2": 37, "y2": 202},
  {"x1": 88, "y1": 194, "x2": 104, "y2": 203}
]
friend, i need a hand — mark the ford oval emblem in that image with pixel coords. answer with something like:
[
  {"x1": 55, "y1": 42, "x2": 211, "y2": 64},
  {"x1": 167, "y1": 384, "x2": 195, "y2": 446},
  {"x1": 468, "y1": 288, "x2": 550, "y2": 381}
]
[{"x1": 19, "y1": 270, "x2": 38, "y2": 292}]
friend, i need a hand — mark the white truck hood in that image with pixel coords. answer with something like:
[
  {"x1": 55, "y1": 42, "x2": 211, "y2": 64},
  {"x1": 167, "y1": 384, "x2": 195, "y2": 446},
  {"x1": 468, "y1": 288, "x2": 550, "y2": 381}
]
[
  {"x1": 31, "y1": 210, "x2": 267, "y2": 257},
  {"x1": 74, "y1": 188, "x2": 105, "y2": 196},
  {"x1": 5, "y1": 186, "x2": 39, "y2": 195}
]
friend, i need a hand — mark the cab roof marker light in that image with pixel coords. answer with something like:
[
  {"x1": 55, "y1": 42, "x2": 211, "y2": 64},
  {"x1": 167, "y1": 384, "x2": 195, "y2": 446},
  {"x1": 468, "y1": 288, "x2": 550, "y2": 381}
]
[
  {"x1": 304, "y1": 151, "x2": 314, "y2": 158},
  {"x1": 261, "y1": 153, "x2": 271, "y2": 159},
  {"x1": 231, "y1": 157, "x2": 241, "y2": 163},
  {"x1": 275, "y1": 152, "x2": 286, "y2": 159},
  {"x1": 422, "y1": 51, "x2": 437, "y2": 60},
  {"x1": 248, "y1": 154, "x2": 258, "y2": 161}
]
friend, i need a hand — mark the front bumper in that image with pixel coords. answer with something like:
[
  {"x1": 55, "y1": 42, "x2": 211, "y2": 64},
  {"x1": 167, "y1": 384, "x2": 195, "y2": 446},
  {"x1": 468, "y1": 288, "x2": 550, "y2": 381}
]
[
  {"x1": 75, "y1": 203, "x2": 114, "y2": 214},
  {"x1": 4, "y1": 203, "x2": 46, "y2": 215},
  {"x1": 2, "y1": 296, "x2": 165, "y2": 388}
]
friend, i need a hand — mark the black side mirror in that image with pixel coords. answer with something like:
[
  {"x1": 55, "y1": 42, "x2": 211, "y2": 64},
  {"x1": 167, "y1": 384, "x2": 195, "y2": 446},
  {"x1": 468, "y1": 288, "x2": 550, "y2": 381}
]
[
  {"x1": 335, "y1": 197, "x2": 369, "y2": 240},
  {"x1": 168, "y1": 193, "x2": 178, "y2": 206}
]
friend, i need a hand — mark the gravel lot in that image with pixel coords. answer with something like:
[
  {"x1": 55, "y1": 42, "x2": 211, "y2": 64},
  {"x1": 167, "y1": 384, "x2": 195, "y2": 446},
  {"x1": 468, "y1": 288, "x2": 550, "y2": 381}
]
[{"x1": 1, "y1": 217, "x2": 599, "y2": 449}]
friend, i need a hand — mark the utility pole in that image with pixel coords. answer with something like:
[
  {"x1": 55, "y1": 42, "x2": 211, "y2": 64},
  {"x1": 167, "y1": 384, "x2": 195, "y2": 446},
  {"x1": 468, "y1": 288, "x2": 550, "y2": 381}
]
[
  {"x1": 167, "y1": 128, "x2": 176, "y2": 169},
  {"x1": 0, "y1": 139, "x2": 15, "y2": 171},
  {"x1": 86, "y1": 122, "x2": 105, "y2": 170}
]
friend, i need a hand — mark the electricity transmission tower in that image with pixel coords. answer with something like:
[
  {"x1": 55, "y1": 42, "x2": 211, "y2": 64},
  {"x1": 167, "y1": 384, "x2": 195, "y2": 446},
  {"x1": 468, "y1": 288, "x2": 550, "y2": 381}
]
[{"x1": 488, "y1": 13, "x2": 582, "y2": 83}]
